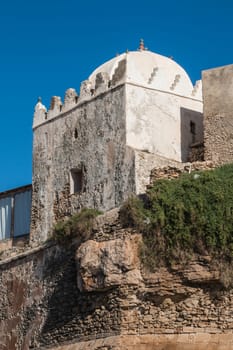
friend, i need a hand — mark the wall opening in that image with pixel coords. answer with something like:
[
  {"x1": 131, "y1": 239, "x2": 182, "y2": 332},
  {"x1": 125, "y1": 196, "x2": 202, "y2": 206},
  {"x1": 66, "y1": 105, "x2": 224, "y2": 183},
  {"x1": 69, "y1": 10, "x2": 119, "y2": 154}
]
[
  {"x1": 70, "y1": 168, "x2": 84, "y2": 194},
  {"x1": 190, "y1": 121, "x2": 196, "y2": 143},
  {"x1": 180, "y1": 108, "x2": 203, "y2": 162},
  {"x1": 45, "y1": 132, "x2": 48, "y2": 147}
]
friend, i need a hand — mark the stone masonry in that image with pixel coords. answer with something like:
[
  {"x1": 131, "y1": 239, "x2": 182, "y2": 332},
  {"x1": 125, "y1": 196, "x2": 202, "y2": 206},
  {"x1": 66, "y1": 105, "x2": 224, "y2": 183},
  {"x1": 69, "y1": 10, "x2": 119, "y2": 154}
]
[
  {"x1": 31, "y1": 86, "x2": 135, "y2": 243},
  {"x1": 1, "y1": 210, "x2": 233, "y2": 349},
  {"x1": 203, "y1": 64, "x2": 233, "y2": 164},
  {"x1": 3, "y1": 44, "x2": 233, "y2": 349}
]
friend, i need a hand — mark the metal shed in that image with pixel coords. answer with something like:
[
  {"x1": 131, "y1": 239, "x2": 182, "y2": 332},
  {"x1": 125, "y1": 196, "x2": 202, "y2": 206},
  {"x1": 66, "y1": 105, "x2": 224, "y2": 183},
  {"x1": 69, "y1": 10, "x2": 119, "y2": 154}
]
[{"x1": 0, "y1": 185, "x2": 32, "y2": 240}]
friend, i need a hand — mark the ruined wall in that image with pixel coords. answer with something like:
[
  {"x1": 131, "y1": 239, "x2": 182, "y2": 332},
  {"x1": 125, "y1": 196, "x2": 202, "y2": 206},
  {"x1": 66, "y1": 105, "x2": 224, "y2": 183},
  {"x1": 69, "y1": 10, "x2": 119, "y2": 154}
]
[
  {"x1": 135, "y1": 150, "x2": 213, "y2": 195},
  {"x1": 0, "y1": 242, "x2": 122, "y2": 350},
  {"x1": 31, "y1": 85, "x2": 135, "y2": 242},
  {"x1": 203, "y1": 64, "x2": 233, "y2": 164},
  {"x1": 149, "y1": 161, "x2": 215, "y2": 184},
  {"x1": 1, "y1": 211, "x2": 233, "y2": 350},
  {"x1": 135, "y1": 151, "x2": 183, "y2": 194}
]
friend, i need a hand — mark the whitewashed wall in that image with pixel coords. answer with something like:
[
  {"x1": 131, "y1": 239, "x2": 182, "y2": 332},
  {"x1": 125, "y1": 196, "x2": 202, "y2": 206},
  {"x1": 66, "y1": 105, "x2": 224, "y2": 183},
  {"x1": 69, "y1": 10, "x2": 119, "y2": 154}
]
[{"x1": 125, "y1": 84, "x2": 203, "y2": 162}]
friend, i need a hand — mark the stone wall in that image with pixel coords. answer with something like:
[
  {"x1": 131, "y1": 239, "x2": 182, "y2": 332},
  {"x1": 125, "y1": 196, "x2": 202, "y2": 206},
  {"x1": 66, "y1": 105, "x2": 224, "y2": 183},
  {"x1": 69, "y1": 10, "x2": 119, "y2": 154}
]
[
  {"x1": 31, "y1": 85, "x2": 136, "y2": 242},
  {"x1": 0, "y1": 243, "x2": 122, "y2": 350},
  {"x1": 149, "y1": 161, "x2": 215, "y2": 184},
  {"x1": 135, "y1": 149, "x2": 214, "y2": 194},
  {"x1": 203, "y1": 64, "x2": 233, "y2": 164},
  {"x1": 188, "y1": 142, "x2": 204, "y2": 162},
  {"x1": 1, "y1": 210, "x2": 233, "y2": 349}
]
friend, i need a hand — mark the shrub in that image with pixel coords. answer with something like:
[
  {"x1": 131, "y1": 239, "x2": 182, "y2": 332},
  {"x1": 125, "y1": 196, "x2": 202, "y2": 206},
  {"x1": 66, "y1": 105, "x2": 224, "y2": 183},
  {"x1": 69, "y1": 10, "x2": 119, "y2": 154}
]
[
  {"x1": 120, "y1": 164, "x2": 233, "y2": 273},
  {"x1": 53, "y1": 208, "x2": 101, "y2": 244},
  {"x1": 119, "y1": 195, "x2": 149, "y2": 231}
]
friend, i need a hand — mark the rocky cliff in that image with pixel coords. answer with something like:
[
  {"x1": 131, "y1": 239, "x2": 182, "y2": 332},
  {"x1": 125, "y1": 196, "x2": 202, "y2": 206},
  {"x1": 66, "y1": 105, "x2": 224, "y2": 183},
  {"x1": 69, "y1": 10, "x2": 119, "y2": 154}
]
[{"x1": 0, "y1": 209, "x2": 233, "y2": 349}]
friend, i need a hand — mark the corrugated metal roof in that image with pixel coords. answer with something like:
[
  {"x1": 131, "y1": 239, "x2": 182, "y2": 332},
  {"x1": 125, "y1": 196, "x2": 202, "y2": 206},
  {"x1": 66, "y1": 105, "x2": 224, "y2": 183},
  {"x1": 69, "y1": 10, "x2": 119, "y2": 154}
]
[{"x1": 0, "y1": 184, "x2": 32, "y2": 199}]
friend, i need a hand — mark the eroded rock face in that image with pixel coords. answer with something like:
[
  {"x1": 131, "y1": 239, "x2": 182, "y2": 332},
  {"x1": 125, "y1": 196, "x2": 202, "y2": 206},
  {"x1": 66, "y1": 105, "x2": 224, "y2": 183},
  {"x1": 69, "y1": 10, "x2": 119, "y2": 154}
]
[
  {"x1": 76, "y1": 235, "x2": 143, "y2": 292},
  {"x1": 1, "y1": 208, "x2": 233, "y2": 349}
]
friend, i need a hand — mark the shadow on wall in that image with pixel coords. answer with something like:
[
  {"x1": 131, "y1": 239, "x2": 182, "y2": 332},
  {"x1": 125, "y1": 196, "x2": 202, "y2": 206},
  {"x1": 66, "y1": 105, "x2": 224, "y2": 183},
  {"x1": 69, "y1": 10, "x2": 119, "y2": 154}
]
[
  {"x1": 180, "y1": 107, "x2": 203, "y2": 162},
  {"x1": 38, "y1": 245, "x2": 121, "y2": 348}
]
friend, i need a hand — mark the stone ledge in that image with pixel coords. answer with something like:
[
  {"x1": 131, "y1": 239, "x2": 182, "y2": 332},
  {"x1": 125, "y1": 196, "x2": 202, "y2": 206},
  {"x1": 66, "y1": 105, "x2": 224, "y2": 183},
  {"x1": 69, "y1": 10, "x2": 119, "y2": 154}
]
[{"x1": 48, "y1": 333, "x2": 233, "y2": 350}]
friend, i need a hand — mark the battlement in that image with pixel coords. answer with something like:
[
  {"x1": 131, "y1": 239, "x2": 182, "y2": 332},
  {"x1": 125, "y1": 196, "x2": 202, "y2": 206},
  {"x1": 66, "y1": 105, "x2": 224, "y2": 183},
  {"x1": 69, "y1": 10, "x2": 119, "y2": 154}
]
[
  {"x1": 33, "y1": 50, "x2": 203, "y2": 130},
  {"x1": 33, "y1": 88, "x2": 79, "y2": 129}
]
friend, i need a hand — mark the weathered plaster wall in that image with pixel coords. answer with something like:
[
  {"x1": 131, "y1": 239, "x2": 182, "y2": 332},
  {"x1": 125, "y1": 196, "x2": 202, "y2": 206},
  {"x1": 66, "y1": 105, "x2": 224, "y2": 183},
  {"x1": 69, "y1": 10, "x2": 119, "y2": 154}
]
[
  {"x1": 125, "y1": 84, "x2": 203, "y2": 163},
  {"x1": 31, "y1": 86, "x2": 136, "y2": 242},
  {"x1": 203, "y1": 64, "x2": 233, "y2": 164}
]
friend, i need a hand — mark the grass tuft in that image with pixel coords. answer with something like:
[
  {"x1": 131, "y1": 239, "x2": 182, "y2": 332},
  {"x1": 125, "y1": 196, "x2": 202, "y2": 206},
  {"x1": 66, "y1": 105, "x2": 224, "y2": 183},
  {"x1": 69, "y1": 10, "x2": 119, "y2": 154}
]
[{"x1": 52, "y1": 208, "x2": 101, "y2": 244}]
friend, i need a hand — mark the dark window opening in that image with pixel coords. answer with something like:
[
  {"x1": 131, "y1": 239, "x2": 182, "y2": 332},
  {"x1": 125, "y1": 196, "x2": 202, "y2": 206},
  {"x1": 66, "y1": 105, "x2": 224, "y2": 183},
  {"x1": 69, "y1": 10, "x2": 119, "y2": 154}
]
[
  {"x1": 74, "y1": 128, "x2": 78, "y2": 139},
  {"x1": 190, "y1": 121, "x2": 196, "y2": 143},
  {"x1": 45, "y1": 132, "x2": 48, "y2": 147},
  {"x1": 70, "y1": 168, "x2": 84, "y2": 194}
]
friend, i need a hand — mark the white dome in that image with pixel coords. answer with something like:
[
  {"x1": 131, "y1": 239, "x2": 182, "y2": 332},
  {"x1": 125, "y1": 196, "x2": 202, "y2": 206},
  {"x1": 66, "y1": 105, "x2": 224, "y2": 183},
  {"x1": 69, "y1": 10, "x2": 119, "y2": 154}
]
[{"x1": 89, "y1": 50, "x2": 198, "y2": 99}]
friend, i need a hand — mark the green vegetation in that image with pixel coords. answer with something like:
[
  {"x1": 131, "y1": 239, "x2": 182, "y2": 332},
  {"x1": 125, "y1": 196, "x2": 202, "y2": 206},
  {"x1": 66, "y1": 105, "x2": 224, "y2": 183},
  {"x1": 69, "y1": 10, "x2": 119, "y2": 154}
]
[
  {"x1": 53, "y1": 208, "x2": 101, "y2": 244},
  {"x1": 120, "y1": 164, "x2": 233, "y2": 276}
]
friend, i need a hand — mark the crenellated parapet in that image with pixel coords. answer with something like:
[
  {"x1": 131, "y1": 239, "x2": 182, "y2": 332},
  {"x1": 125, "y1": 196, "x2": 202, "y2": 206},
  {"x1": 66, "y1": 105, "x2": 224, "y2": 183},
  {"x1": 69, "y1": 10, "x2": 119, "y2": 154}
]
[
  {"x1": 33, "y1": 49, "x2": 203, "y2": 130},
  {"x1": 79, "y1": 80, "x2": 94, "y2": 102},
  {"x1": 33, "y1": 97, "x2": 47, "y2": 129},
  {"x1": 63, "y1": 88, "x2": 79, "y2": 110},
  {"x1": 95, "y1": 72, "x2": 110, "y2": 94},
  {"x1": 33, "y1": 88, "x2": 79, "y2": 129},
  {"x1": 47, "y1": 96, "x2": 63, "y2": 119},
  {"x1": 192, "y1": 80, "x2": 202, "y2": 100}
]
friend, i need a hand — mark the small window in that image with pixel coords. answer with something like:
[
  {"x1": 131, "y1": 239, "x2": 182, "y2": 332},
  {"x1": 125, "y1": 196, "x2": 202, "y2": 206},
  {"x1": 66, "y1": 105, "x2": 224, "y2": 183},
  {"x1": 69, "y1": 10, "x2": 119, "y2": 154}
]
[
  {"x1": 70, "y1": 168, "x2": 84, "y2": 194},
  {"x1": 74, "y1": 128, "x2": 78, "y2": 139},
  {"x1": 45, "y1": 132, "x2": 48, "y2": 147},
  {"x1": 190, "y1": 121, "x2": 196, "y2": 143}
]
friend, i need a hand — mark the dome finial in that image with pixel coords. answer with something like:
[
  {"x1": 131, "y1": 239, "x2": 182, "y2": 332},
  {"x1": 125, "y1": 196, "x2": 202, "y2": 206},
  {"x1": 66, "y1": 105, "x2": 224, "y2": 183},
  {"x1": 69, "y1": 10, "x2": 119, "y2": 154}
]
[{"x1": 139, "y1": 38, "x2": 145, "y2": 51}]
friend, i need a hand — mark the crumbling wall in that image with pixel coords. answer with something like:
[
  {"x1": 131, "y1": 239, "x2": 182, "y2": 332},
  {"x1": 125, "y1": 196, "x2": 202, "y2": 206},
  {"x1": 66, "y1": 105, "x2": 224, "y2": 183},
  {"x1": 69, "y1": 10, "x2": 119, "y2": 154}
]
[
  {"x1": 0, "y1": 242, "x2": 122, "y2": 350},
  {"x1": 1, "y1": 210, "x2": 233, "y2": 349},
  {"x1": 203, "y1": 64, "x2": 233, "y2": 164},
  {"x1": 31, "y1": 85, "x2": 136, "y2": 242},
  {"x1": 188, "y1": 142, "x2": 204, "y2": 162},
  {"x1": 149, "y1": 161, "x2": 215, "y2": 184},
  {"x1": 135, "y1": 150, "x2": 214, "y2": 194}
]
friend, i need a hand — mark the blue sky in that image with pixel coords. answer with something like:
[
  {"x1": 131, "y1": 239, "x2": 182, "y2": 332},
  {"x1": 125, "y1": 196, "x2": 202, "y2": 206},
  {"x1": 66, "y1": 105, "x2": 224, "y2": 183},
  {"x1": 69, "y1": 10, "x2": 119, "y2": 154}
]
[{"x1": 0, "y1": 0, "x2": 232, "y2": 192}]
